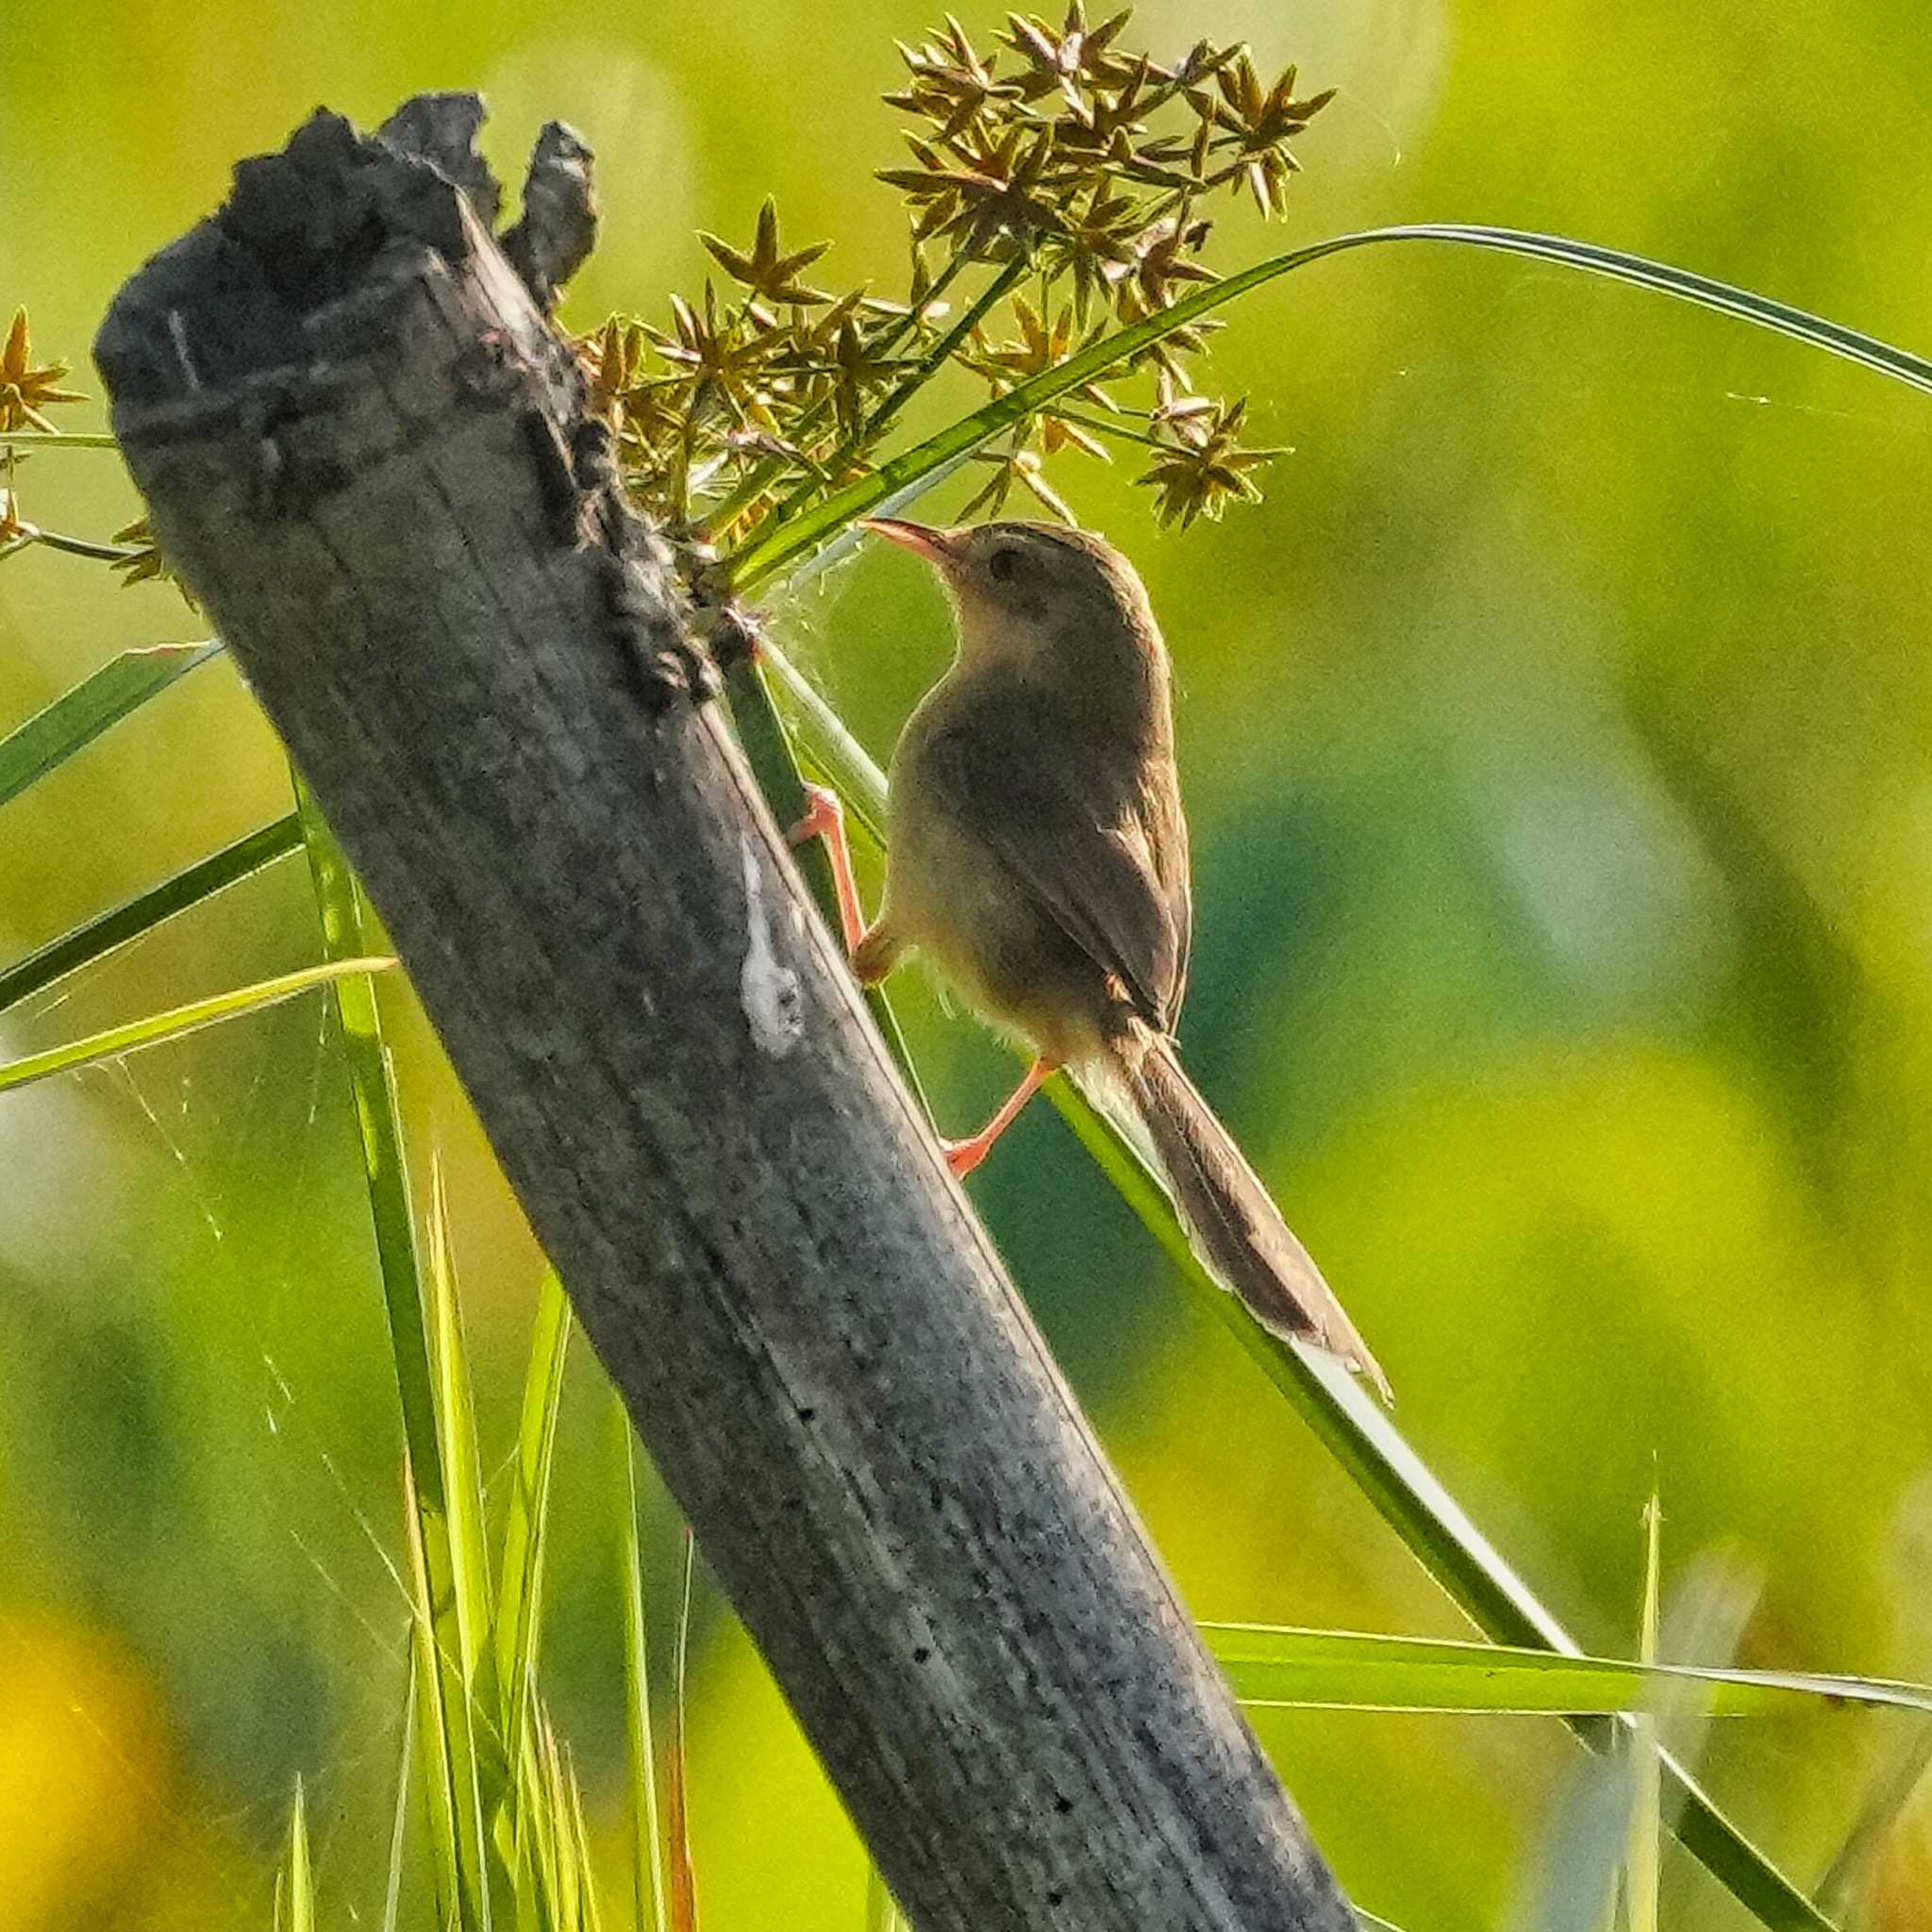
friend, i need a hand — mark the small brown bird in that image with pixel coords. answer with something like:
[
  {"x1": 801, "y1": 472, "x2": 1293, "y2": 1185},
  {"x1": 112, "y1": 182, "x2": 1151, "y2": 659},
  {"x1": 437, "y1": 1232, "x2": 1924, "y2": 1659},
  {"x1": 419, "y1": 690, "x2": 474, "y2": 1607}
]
[{"x1": 792, "y1": 516, "x2": 1388, "y2": 1398}]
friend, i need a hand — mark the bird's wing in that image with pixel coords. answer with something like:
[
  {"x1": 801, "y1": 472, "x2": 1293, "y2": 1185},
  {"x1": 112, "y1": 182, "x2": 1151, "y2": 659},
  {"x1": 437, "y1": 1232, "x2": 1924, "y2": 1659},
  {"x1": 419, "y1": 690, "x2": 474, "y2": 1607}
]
[{"x1": 916, "y1": 691, "x2": 1186, "y2": 1026}]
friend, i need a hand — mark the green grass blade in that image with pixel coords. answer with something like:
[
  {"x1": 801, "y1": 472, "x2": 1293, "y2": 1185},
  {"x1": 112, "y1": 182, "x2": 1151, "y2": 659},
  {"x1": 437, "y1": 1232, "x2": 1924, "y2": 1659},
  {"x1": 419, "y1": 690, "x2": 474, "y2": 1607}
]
[
  {"x1": 755, "y1": 651, "x2": 1836, "y2": 1932},
  {"x1": 1626, "y1": 1495, "x2": 1664, "y2": 1932},
  {"x1": 0, "y1": 641, "x2": 220, "y2": 808},
  {"x1": 496, "y1": 1268, "x2": 573, "y2": 1813},
  {"x1": 427, "y1": 1156, "x2": 509, "y2": 1866},
  {"x1": 406, "y1": 1454, "x2": 474, "y2": 1932},
  {"x1": 729, "y1": 224, "x2": 1932, "y2": 590},
  {"x1": 293, "y1": 774, "x2": 445, "y2": 1512},
  {"x1": 1202, "y1": 1622, "x2": 1932, "y2": 1720},
  {"x1": 530, "y1": 1711, "x2": 587, "y2": 1932},
  {"x1": 542, "y1": 1719, "x2": 578, "y2": 1931},
  {"x1": 427, "y1": 1158, "x2": 497, "y2": 1674},
  {"x1": 0, "y1": 811, "x2": 305, "y2": 1019},
  {"x1": 623, "y1": 1421, "x2": 671, "y2": 1932},
  {"x1": 516, "y1": 1725, "x2": 557, "y2": 1932},
  {"x1": 382, "y1": 1656, "x2": 418, "y2": 1932},
  {"x1": 863, "y1": 1865, "x2": 908, "y2": 1932},
  {"x1": 0, "y1": 954, "x2": 394, "y2": 1093},
  {"x1": 294, "y1": 774, "x2": 493, "y2": 1930},
  {"x1": 566, "y1": 1747, "x2": 606, "y2": 1932},
  {"x1": 283, "y1": 1776, "x2": 314, "y2": 1932},
  {"x1": 669, "y1": 1530, "x2": 700, "y2": 1932}
]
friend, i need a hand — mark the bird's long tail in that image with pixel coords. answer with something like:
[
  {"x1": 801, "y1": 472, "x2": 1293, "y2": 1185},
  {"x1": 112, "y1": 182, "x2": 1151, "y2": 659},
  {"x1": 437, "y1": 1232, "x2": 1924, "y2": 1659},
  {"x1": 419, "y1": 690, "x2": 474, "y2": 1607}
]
[{"x1": 1114, "y1": 1028, "x2": 1391, "y2": 1403}]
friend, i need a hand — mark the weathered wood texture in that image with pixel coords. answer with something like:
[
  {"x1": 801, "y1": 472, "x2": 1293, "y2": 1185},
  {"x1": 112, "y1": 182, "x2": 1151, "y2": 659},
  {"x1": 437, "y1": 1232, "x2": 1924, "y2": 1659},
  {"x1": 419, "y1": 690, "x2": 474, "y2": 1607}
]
[{"x1": 96, "y1": 100, "x2": 1356, "y2": 1932}]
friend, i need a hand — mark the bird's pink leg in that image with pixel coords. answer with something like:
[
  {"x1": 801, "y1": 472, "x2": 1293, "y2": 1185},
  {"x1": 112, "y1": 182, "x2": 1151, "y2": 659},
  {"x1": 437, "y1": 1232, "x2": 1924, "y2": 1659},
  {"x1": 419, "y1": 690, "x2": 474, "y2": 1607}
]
[
  {"x1": 943, "y1": 1059, "x2": 1056, "y2": 1178},
  {"x1": 786, "y1": 783, "x2": 867, "y2": 958},
  {"x1": 788, "y1": 783, "x2": 1046, "y2": 1177}
]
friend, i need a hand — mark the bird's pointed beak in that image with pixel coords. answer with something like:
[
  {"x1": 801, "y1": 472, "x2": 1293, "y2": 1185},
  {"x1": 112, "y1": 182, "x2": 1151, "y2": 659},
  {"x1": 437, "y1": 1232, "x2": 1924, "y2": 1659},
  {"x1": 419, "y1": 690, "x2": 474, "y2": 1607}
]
[{"x1": 859, "y1": 517, "x2": 959, "y2": 570}]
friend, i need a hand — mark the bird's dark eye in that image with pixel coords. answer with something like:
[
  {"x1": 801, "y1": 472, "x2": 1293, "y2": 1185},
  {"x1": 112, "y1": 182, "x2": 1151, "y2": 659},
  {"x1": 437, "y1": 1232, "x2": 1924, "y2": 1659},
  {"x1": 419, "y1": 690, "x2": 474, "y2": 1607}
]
[{"x1": 988, "y1": 544, "x2": 1024, "y2": 583}]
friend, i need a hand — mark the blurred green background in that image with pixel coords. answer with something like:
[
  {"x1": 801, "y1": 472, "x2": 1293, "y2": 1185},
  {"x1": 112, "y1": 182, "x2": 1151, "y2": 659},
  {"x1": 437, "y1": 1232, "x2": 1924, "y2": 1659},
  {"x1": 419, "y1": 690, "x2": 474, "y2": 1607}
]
[{"x1": 4, "y1": 1, "x2": 1931, "y2": 1925}]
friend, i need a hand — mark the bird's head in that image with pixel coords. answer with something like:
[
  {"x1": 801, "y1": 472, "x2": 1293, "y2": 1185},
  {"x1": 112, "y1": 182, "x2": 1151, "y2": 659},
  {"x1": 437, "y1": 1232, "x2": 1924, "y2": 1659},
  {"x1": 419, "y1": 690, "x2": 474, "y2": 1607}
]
[{"x1": 861, "y1": 518, "x2": 1161, "y2": 686}]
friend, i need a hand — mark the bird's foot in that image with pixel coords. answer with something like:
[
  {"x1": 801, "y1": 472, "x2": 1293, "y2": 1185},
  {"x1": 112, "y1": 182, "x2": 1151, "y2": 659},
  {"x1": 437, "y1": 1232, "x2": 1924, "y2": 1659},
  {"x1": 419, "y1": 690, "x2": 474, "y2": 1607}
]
[{"x1": 786, "y1": 783, "x2": 867, "y2": 958}]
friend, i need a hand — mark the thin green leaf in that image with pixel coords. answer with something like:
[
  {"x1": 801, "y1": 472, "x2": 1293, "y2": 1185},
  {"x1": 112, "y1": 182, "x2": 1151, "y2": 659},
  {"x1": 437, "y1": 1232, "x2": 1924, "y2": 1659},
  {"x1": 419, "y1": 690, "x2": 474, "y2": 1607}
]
[
  {"x1": 728, "y1": 224, "x2": 1932, "y2": 590},
  {"x1": 669, "y1": 1530, "x2": 700, "y2": 1932},
  {"x1": 758, "y1": 645, "x2": 1839, "y2": 1932},
  {"x1": 427, "y1": 1155, "x2": 510, "y2": 1871},
  {"x1": 294, "y1": 775, "x2": 444, "y2": 1510},
  {"x1": 565, "y1": 1747, "x2": 606, "y2": 1932},
  {"x1": 0, "y1": 954, "x2": 394, "y2": 1093},
  {"x1": 1626, "y1": 1495, "x2": 1664, "y2": 1932},
  {"x1": 284, "y1": 1776, "x2": 314, "y2": 1932},
  {"x1": 623, "y1": 1420, "x2": 671, "y2": 1932},
  {"x1": 863, "y1": 1865, "x2": 908, "y2": 1932},
  {"x1": 496, "y1": 1268, "x2": 573, "y2": 1813},
  {"x1": 0, "y1": 429, "x2": 120, "y2": 448},
  {"x1": 1203, "y1": 1622, "x2": 1932, "y2": 1720},
  {"x1": 0, "y1": 641, "x2": 219, "y2": 808},
  {"x1": 382, "y1": 1656, "x2": 418, "y2": 1932},
  {"x1": 406, "y1": 1452, "x2": 478, "y2": 1932},
  {"x1": 296, "y1": 776, "x2": 492, "y2": 1931},
  {"x1": 516, "y1": 1726, "x2": 557, "y2": 1932},
  {"x1": 0, "y1": 812, "x2": 305, "y2": 1020},
  {"x1": 536, "y1": 1711, "x2": 580, "y2": 1931}
]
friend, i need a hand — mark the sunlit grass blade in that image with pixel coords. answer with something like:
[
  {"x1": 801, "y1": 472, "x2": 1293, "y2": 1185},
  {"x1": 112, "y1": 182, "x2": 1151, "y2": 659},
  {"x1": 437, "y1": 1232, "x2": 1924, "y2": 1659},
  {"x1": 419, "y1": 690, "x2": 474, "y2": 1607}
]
[
  {"x1": 753, "y1": 656, "x2": 1836, "y2": 1932},
  {"x1": 863, "y1": 1864, "x2": 908, "y2": 1932},
  {"x1": 382, "y1": 1656, "x2": 418, "y2": 1932},
  {"x1": 1203, "y1": 1622, "x2": 1932, "y2": 1720},
  {"x1": 729, "y1": 224, "x2": 1932, "y2": 591},
  {"x1": 1626, "y1": 1494, "x2": 1664, "y2": 1932},
  {"x1": 406, "y1": 1452, "x2": 479, "y2": 1932},
  {"x1": 623, "y1": 1421, "x2": 670, "y2": 1932},
  {"x1": 293, "y1": 774, "x2": 444, "y2": 1503},
  {"x1": 0, "y1": 640, "x2": 220, "y2": 808},
  {"x1": 496, "y1": 1267, "x2": 573, "y2": 1823},
  {"x1": 546, "y1": 1720, "x2": 583, "y2": 1932},
  {"x1": 295, "y1": 774, "x2": 493, "y2": 1928},
  {"x1": 516, "y1": 1728, "x2": 556, "y2": 1932},
  {"x1": 427, "y1": 1156, "x2": 511, "y2": 1877},
  {"x1": 0, "y1": 954, "x2": 393, "y2": 1093},
  {"x1": 0, "y1": 811, "x2": 305, "y2": 1019},
  {"x1": 275, "y1": 1776, "x2": 314, "y2": 1932},
  {"x1": 566, "y1": 1747, "x2": 606, "y2": 1932},
  {"x1": 669, "y1": 1529, "x2": 700, "y2": 1932}
]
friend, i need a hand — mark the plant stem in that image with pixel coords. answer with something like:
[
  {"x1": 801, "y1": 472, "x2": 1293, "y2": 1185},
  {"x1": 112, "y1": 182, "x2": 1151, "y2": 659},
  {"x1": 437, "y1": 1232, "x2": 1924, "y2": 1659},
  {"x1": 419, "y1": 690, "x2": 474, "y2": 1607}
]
[
  {"x1": 19, "y1": 525, "x2": 144, "y2": 563},
  {"x1": 1045, "y1": 405, "x2": 1169, "y2": 449}
]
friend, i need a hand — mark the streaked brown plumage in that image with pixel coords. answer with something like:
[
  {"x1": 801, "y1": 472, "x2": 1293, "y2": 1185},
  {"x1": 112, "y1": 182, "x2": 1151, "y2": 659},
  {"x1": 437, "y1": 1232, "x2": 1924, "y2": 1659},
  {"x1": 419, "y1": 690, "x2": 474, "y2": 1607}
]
[{"x1": 844, "y1": 516, "x2": 1389, "y2": 1399}]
